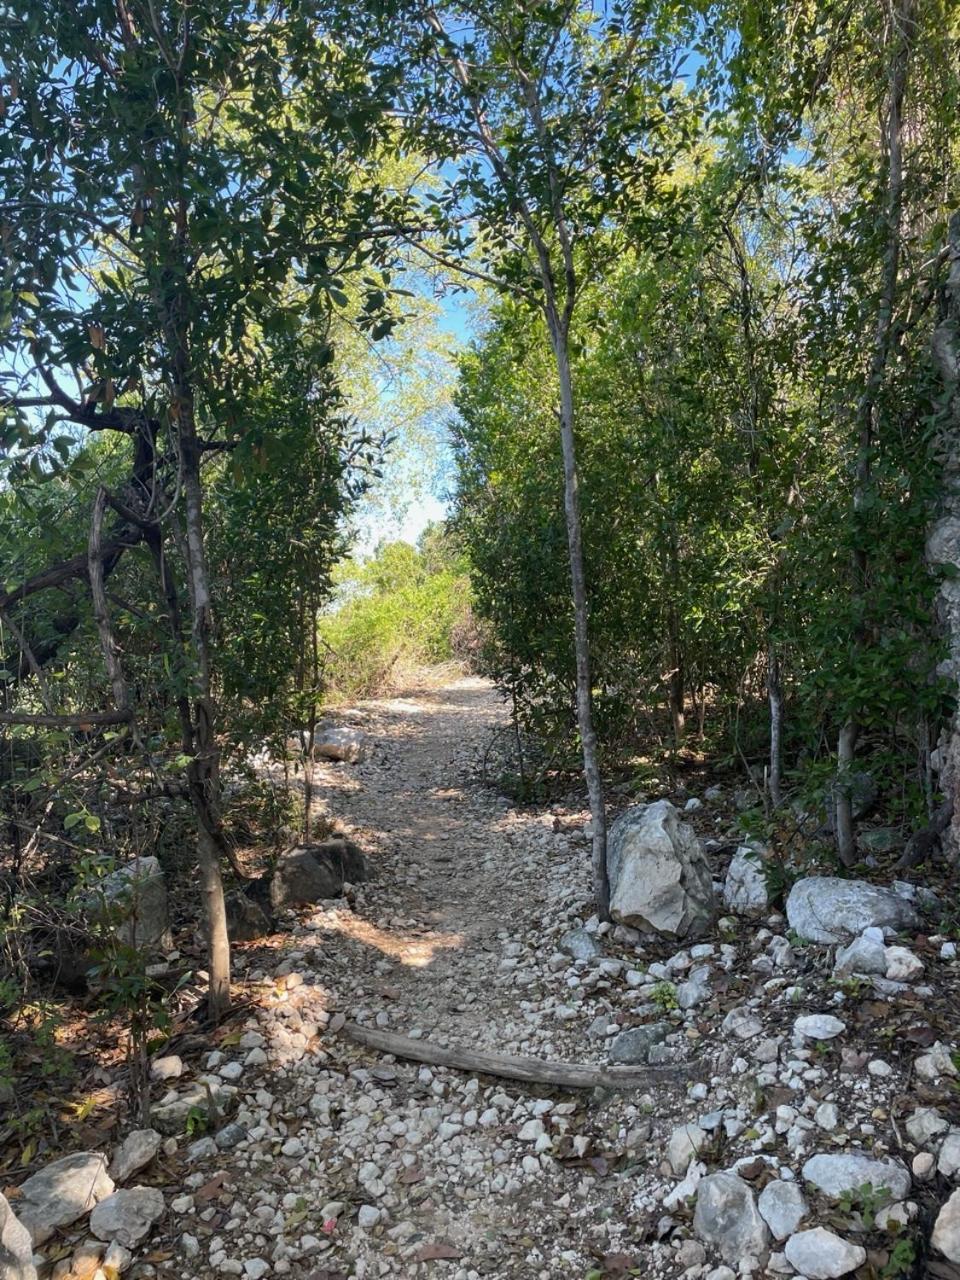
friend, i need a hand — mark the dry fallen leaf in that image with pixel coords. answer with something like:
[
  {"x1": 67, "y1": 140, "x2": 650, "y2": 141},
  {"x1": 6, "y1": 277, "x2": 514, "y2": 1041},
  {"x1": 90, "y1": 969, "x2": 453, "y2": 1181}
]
[
  {"x1": 399, "y1": 1165, "x2": 425, "y2": 1184},
  {"x1": 197, "y1": 1172, "x2": 228, "y2": 1202},
  {"x1": 414, "y1": 1242, "x2": 462, "y2": 1261}
]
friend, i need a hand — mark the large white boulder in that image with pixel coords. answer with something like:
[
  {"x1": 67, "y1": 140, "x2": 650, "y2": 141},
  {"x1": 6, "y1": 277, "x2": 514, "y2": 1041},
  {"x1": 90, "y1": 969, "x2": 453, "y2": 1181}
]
[
  {"x1": 607, "y1": 801, "x2": 714, "y2": 939},
  {"x1": 0, "y1": 1194, "x2": 36, "y2": 1280},
  {"x1": 785, "y1": 877, "x2": 921, "y2": 944}
]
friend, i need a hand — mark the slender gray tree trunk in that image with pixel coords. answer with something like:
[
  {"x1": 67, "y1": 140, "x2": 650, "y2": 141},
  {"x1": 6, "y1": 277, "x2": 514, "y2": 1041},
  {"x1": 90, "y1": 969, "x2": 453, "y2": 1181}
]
[
  {"x1": 767, "y1": 636, "x2": 784, "y2": 808},
  {"x1": 928, "y1": 210, "x2": 960, "y2": 857},
  {"x1": 549, "y1": 319, "x2": 610, "y2": 920}
]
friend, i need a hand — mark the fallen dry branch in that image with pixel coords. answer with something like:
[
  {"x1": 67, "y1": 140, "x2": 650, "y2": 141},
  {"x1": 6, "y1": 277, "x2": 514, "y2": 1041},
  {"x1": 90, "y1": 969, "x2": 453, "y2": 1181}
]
[{"x1": 337, "y1": 1020, "x2": 701, "y2": 1090}]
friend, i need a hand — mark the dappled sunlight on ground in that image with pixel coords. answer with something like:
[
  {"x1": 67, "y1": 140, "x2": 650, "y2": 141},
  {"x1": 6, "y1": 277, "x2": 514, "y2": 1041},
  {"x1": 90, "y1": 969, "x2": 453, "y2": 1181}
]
[{"x1": 304, "y1": 905, "x2": 463, "y2": 969}]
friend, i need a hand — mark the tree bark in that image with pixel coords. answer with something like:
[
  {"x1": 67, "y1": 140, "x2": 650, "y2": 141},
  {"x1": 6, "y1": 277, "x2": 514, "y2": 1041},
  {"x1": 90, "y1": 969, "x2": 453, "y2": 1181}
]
[
  {"x1": 178, "y1": 410, "x2": 231, "y2": 1020},
  {"x1": 767, "y1": 636, "x2": 784, "y2": 808},
  {"x1": 549, "y1": 321, "x2": 610, "y2": 920},
  {"x1": 928, "y1": 210, "x2": 960, "y2": 856},
  {"x1": 338, "y1": 1020, "x2": 701, "y2": 1089}
]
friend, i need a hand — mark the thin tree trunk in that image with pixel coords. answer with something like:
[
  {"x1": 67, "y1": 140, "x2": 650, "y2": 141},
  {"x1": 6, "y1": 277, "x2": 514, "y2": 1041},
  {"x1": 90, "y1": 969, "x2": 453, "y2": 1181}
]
[
  {"x1": 928, "y1": 210, "x2": 960, "y2": 856},
  {"x1": 303, "y1": 600, "x2": 320, "y2": 842},
  {"x1": 835, "y1": 720, "x2": 859, "y2": 863},
  {"x1": 550, "y1": 323, "x2": 610, "y2": 920},
  {"x1": 667, "y1": 615, "x2": 685, "y2": 748},
  {"x1": 767, "y1": 636, "x2": 784, "y2": 808}
]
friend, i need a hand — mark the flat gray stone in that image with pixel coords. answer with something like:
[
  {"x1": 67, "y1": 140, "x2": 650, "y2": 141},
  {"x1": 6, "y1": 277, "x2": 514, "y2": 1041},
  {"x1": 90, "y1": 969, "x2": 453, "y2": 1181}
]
[
  {"x1": 722, "y1": 1006, "x2": 762, "y2": 1040},
  {"x1": 802, "y1": 1152, "x2": 911, "y2": 1202},
  {"x1": 833, "y1": 935, "x2": 886, "y2": 977},
  {"x1": 109, "y1": 1129, "x2": 161, "y2": 1183},
  {"x1": 793, "y1": 1014, "x2": 845, "y2": 1041},
  {"x1": 905, "y1": 1107, "x2": 948, "y2": 1146},
  {"x1": 559, "y1": 929, "x2": 600, "y2": 961},
  {"x1": 786, "y1": 877, "x2": 920, "y2": 944},
  {"x1": 609, "y1": 1022, "x2": 670, "y2": 1065},
  {"x1": 16, "y1": 1152, "x2": 114, "y2": 1245},
  {"x1": 90, "y1": 1187, "x2": 164, "y2": 1247}
]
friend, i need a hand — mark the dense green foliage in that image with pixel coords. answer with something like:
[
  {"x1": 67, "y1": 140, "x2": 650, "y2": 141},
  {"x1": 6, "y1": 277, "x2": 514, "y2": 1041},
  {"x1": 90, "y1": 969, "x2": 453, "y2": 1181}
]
[
  {"x1": 453, "y1": 3, "x2": 960, "y2": 829},
  {"x1": 321, "y1": 526, "x2": 473, "y2": 699}
]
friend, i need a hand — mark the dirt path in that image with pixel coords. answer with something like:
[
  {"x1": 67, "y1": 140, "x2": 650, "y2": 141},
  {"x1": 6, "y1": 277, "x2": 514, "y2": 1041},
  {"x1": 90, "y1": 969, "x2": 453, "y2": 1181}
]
[
  {"x1": 165, "y1": 672, "x2": 953, "y2": 1280},
  {"x1": 293, "y1": 675, "x2": 596, "y2": 1057},
  {"x1": 176, "y1": 673, "x2": 703, "y2": 1280}
]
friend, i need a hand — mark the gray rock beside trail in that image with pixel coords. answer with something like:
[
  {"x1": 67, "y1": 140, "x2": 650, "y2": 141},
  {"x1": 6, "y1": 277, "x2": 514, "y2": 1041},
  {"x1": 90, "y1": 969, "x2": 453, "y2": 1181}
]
[
  {"x1": 90, "y1": 856, "x2": 172, "y2": 951},
  {"x1": 783, "y1": 1227, "x2": 866, "y2": 1279},
  {"x1": 693, "y1": 1171, "x2": 770, "y2": 1265},
  {"x1": 225, "y1": 889, "x2": 272, "y2": 941},
  {"x1": 833, "y1": 934, "x2": 887, "y2": 976},
  {"x1": 109, "y1": 1129, "x2": 161, "y2": 1184},
  {"x1": 314, "y1": 726, "x2": 368, "y2": 763},
  {"x1": 785, "y1": 876, "x2": 921, "y2": 944},
  {"x1": 609, "y1": 1022, "x2": 670, "y2": 1065},
  {"x1": 722, "y1": 847, "x2": 770, "y2": 914},
  {"x1": 16, "y1": 1152, "x2": 114, "y2": 1245},
  {"x1": 758, "y1": 1179, "x2": 808, "y2": 1241},
  {"x1": 933, "y1": 1188, "x2": 960, "y2": 1263},
  {"x1": 801, "y1": 1152, "x2": 911, "y2": 1202},
  {"x1": 90, "y1": 1187, "x2": 164, "y2": 1247},
  {"x1": 667, "y1": 1123, "x2": 708, "y2": 1175},
  {"x1": 607, "y1": 801, "x2": 715, "y2": 939},
  {"x1": 270, "y1": 839, "x2": 368, "y2": 911},
  {"x1": 152, "y1": 1077, "x2": 235, "y2": 1135},
  {"x1": 0, "y1": 1194, "x2": 36, "y2": 1280},
  {"x1": 560, "y1": 929, "x2": 600, "y2": 961}
]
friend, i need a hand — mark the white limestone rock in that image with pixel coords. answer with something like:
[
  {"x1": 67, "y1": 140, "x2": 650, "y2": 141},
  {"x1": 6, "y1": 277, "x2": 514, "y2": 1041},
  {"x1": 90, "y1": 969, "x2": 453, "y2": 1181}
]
[
  {"x1": 783, "y1": 1227, "x2": 866, "y2": 1278},
  {"x1": 758, "y1": 1179, "x2": 808, "y2": 1241},
  {"x1": 722, "y1": 847, "x2": 770, "y2": 914},
  {"x1": 693, "y1": 1172, "x2": 769, "y2": 1265},
  {"x1": 801, "y1": 1152, "x2": 911, "y2": 1202},
  {"x1": 606, "y1": 801, "x2": 715, "y2": 939},
  {"x1": 933, "y1": 1188, "x2": 960, "y2": 1262},
  {"x1": 90, "y1": 1187, "x2": 165, "y2": 1248},
  {"x1": 0, "y1": 1194, "x2": 36, "y2": 1280},
  {"x1": 786, "y1": 877, "x2": 921, "y2": 944}
]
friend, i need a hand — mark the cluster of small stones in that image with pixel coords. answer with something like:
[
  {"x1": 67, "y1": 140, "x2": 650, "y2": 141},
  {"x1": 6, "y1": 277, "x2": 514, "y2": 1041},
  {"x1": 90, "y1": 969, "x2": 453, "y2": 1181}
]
[{"x1": 14, "y1": 682, "x2": 960, "y2": 1280}]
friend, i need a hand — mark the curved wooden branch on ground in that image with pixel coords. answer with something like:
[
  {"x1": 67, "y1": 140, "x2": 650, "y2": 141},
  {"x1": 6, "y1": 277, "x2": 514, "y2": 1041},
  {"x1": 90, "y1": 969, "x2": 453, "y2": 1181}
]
[{"x1": 337, "y1": 1020, "x2": 701, "y2": 1090}]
